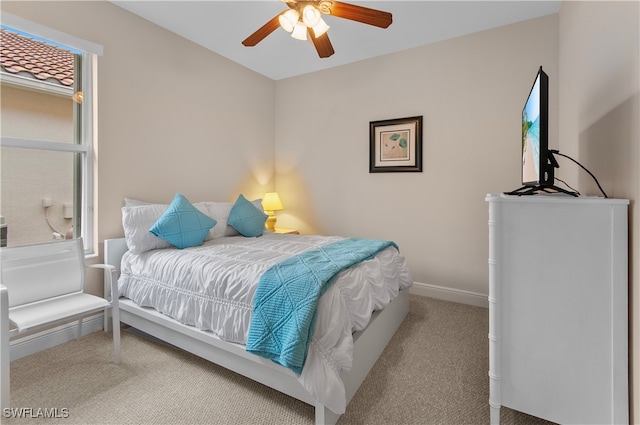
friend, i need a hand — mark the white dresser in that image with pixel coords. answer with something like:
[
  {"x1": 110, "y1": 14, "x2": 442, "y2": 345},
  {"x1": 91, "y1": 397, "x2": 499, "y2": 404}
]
[{"x1": 486, "y1": 194, "x2": 629, "y2": 425}]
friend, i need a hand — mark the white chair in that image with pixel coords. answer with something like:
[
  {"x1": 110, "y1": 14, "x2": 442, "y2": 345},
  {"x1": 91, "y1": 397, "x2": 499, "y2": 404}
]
[{"x1": 0, "y1": 238, "x2": 121, "y2": 411}]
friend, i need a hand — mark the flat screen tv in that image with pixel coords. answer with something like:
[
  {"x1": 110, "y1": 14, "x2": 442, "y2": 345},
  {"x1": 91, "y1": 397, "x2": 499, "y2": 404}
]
[{"x1": 521, "y1": 66, "x2": 553, "y2": 187}]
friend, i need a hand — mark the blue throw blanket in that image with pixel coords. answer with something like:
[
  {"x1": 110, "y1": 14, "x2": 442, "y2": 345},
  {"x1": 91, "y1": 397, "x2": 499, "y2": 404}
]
[{"x1": 246, "y1": 238, "x2": 398, "y2": 374}]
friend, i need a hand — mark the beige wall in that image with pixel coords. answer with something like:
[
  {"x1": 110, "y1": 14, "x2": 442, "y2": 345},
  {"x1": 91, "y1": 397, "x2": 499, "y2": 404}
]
[
  {"x1": 558, "y1": 1, "x2": 639, "y2": 420},
  {"x1": 274, "y1": 15, "x2": 559, "y2": 294}
]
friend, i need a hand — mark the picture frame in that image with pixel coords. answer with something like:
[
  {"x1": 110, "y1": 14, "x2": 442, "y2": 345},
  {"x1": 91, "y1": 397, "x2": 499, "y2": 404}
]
[{"x1": 369, "y1": 116, "x2": 423, "y2": 173}]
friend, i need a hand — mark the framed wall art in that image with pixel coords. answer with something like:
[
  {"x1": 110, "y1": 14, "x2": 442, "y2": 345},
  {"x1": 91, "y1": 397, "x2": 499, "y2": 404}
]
[{"x1": 369, "y1": 116, "x2": 423, "y2": 173}]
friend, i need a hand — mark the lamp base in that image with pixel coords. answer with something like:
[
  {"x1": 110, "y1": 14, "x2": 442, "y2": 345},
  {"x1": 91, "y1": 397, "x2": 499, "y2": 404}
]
[{"x1": 265, "y1": 211, "x2": 277, "y2": 231}]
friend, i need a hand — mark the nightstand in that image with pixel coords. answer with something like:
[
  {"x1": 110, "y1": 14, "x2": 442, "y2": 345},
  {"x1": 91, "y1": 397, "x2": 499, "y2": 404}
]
[{"x1": 273, "y1": 228, "x2": 299, "y2": 235}]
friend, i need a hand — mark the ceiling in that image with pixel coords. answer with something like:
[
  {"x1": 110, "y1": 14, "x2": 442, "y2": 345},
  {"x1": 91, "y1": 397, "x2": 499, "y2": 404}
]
[{"x1": 111, "y1": 1, "x2": 562, "y2": 81}]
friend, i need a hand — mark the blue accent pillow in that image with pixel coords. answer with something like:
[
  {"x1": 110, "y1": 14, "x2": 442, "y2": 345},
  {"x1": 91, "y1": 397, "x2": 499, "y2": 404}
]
[
  {"x1": 149, "y1": 193, "x2": 217, "y2": 249},
  {"x1": 228, "y1": 194, "x2": 268, "y2": 237}
]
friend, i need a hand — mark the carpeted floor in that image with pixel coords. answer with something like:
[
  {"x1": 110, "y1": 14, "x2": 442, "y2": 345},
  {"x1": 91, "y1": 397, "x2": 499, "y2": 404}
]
[{"x1": 5, "y1": 295, "x2": 556, "y2": 424}]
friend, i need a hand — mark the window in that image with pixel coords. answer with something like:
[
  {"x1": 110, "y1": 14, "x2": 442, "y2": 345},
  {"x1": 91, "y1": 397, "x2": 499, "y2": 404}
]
[{"x1": 0, "y1": 14, "x2": 102, "y2": 253}]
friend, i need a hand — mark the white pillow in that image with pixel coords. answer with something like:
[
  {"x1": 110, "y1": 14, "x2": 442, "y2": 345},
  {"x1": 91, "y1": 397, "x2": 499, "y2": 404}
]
[
  {"x1": 123, "y1": 197, "x2": 153, "y2": 207},
  {"x1": 122, "y1": 205, "x2": 173, "y2": 254},
  {"x1": 205, "y1": 199, "x2": 264, "y2": 238},
  {"x1": 122, "y1": 202, "x2": 212, "y2": 254},
  {"x1": 203, "y1": 202, "x2": 234, "y2": 238}
]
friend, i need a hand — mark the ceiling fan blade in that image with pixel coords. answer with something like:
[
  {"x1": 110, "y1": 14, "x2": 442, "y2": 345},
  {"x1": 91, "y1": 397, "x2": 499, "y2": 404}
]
[
  {"x1": 328, "y1": 1, "x2": 392, "y2": 28},
  {"x1": 242, "y1": 14, "x2": 282, "y2": 47},
  {"x1": 309, "y1": 29, "x2": 335, "y2": 58}
]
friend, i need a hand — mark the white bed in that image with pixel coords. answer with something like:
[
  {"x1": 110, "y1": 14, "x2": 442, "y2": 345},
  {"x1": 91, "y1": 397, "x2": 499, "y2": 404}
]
[{"x1": 103, "y1": 197, "x2": 412, "y2": 424}]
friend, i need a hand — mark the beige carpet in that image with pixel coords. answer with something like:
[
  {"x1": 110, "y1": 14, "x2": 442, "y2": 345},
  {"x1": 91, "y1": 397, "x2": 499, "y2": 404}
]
[{"x1": 6, "y1": 296, "x2": 556, "y2": 424}]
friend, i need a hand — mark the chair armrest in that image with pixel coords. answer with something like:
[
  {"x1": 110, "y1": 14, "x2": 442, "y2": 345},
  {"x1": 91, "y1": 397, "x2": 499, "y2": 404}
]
[
  {"x1": 88, "y1": 264, "x2": 118, "y2": 302},
  {"x1": 88, "y1": 264, "x2": 120, "y2": 338},
  {"x1": 88, "y1": 263, "x2": 116, "y2": 273}
]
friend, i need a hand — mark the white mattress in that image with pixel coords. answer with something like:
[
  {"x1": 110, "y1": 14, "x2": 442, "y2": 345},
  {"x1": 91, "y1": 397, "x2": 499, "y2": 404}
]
[{"x1": 118, "y1": 232, "x2": 412, "y2": 413}]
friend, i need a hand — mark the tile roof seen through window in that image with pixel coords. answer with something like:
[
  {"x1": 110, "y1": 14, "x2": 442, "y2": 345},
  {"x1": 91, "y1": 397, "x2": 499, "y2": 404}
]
[{"x1": 0, "y1": 28, "x2": 74, "y2": 87}]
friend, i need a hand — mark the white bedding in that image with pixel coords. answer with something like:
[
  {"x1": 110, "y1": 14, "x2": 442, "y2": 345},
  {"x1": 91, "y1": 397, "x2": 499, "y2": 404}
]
[{"x1": 118, "y1": 232, "x2": 412, "y2": 414}]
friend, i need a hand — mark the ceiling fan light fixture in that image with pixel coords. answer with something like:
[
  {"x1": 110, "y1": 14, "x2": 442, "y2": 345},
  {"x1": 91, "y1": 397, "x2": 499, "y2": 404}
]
[
  {"x1": 278, "y1": 9, "x2": 299, "y2": 32},
  {"x1": 243, "y1": 1, "x2": 392, "y2": 59},
  {"x1": 291, "y1": 21, "x2": 308, "y2": 40},
  {"x1": 301, "y1": 4, "x2": 321, "y2": 27},
  {"x1": 310, "y1": 18, "x2": 330, "y2": 38}
]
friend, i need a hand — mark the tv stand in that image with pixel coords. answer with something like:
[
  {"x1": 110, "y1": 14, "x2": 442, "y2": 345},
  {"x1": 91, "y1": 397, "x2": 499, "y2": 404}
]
[
  {"x1": 504, "y1": 184, "x2": 578, "y2": 197},
  {"x1": 506, "y1": 150, "x2": 579, "y2": 197}
]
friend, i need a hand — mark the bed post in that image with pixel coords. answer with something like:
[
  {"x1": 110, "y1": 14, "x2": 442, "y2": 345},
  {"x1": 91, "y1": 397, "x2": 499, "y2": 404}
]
[{"x1": 315, "y1": 402, "x2": 341, "y2": 425}]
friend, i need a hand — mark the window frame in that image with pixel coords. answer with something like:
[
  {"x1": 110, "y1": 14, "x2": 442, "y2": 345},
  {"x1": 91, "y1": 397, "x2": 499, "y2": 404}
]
[{"x1": 0, "y1": 14, "x2": 102, "y2": 255}]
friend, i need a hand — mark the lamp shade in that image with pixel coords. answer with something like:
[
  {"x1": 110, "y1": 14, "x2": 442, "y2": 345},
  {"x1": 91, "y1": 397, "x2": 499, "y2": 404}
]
[
  {"x1": 279, "y1": 9, "x2": 299, "y2": 32},
  {"x1": 311, "y1": 18, "x2": 330, "y2": 38},
  {"x1": 262, "y1": 192, "x2": 284, "y2": 211},
  {"x1": 291, "y1": 21, "x2": 308, "y2": 41},
  {"x1": 302, "y1": 5, "x2": 321, "y2": 27}
]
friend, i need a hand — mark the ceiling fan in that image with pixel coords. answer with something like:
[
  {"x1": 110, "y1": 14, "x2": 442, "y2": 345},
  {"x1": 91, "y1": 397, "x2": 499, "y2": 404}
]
[{"x1": 242, "y1": 1, "x2": 392, "y2": 59}]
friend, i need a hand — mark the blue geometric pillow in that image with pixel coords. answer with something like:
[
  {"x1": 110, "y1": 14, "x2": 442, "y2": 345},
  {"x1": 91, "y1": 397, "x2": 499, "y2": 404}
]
[
  {"x1": 228, "y1": 194, "x2": 268, "y2": 237},
  {"x1": 149, "y1": 193, "x2": 217, "y2": 249}
]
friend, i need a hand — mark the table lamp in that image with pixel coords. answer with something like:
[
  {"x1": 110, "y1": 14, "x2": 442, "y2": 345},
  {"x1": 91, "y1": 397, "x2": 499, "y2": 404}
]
[{"x1": 262, "y1": 192, "x2": 284, "y2": 231}]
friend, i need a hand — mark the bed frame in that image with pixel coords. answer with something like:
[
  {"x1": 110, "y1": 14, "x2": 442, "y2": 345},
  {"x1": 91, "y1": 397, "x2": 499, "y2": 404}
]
[{"x1": 104, "y1": 238, "x2": 409, "y2": 425}]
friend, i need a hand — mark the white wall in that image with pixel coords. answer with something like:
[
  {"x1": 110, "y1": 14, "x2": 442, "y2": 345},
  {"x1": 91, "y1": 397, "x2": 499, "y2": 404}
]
[
  {"x1": 274, "y1": 15, "x2": 558, "y2": 295},
  {"x1": 558, "y1": 1, "x2": 639, "y2": 420}
]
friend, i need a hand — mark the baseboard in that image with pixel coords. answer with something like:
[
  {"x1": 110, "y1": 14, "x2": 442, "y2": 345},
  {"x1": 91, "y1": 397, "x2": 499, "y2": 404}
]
[
  {"x1": 10, "y1": 314, "x2": 105, "y2": 361},
  {"x1": 410, "y1": 282, "x2": 488, "y2": 308}
]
